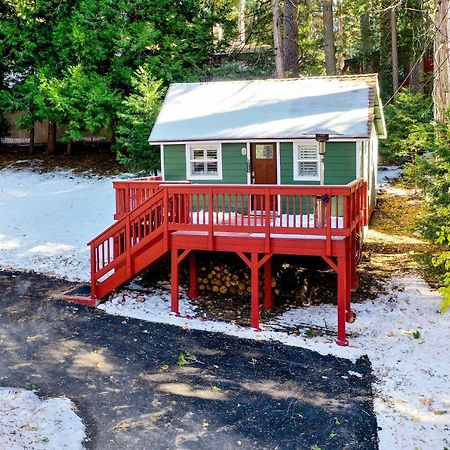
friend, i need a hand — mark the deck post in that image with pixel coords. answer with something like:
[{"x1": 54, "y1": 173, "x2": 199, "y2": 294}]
[
  {"x1": 171, "y1": 247, "x2": 180, "y2": 315},
  {"x1": 336, "y1": 255, "x2": 349, "y2": 346},
  {"x1": 351, "y1": 231, "x2": 359, "y2": 290},
  {"x1": 346, "y1": 239, "x2": 352, "y2": 312},
  {"x1": 251, "y1": 252, "x2": 260, "y2": 330},
  {"x1": 187, "y1": 251, "x2": 198, "y2": 299},
  {"x1": 263, "y1": 257, "x2": 274, "y2": 311}
]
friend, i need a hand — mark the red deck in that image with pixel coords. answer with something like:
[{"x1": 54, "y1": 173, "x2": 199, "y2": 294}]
[{"x1": 89, "y1": 179, "x2": 368, "y2": 346}]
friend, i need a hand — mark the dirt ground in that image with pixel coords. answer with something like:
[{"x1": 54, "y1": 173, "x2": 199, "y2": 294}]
[
  {"x1": 0, "y1": 143, "x2": 122, "y2": 176},
  {"x1": 0, "y1": 270, "x2": 378, "y2": 450}
]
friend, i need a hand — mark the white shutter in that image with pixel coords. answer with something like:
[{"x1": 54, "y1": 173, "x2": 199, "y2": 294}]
[{"x1": 294, "y1": 142, "x2": 320, "y2": 180}]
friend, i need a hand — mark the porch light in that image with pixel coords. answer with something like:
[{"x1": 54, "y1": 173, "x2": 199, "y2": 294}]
[
  {"x1": 315, "y1": 133, "x2": 329, "y2": 186},
  {"x1": 315, "y1": 133, "x2": 329, "y2": 156}
]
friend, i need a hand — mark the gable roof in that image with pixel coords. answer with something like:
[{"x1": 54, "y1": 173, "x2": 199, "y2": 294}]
[{"x1": 149, "y1": 75, "x2": 386, "y2": 143}]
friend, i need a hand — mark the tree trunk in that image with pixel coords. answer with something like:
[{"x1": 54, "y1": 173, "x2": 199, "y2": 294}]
[
  {"x1": 110, "y1": 119, "x2": 117, "y2": 148},
  {"x1": 379, "y1": 0, "x2": 392, "y2": 99},
  {"x1": 238, "y1": 0, "x2": 246, "y2": 45},
  {"x1": 67, "y1": 139, "x2": 73, "y2": 157},
  {"x1": 336, "y1": 0, "x2": 345, "y2": 73},
  {"x1": 28, "y1": 127, "x2": 34, "y2": 155},
  {"x1": 272, "y1": 0, "x2": 285, "y2": 78},
  {"x1": 283, "y1": 0, "x2": 299, "y2": 77},
  {"x1": 323, "y1": 0, "x2": 336, "y2": 75},
  {"x1": 46, "y1": 121, "x2": 56, "y2": 155},
  {"x1": 360, "y1": 11, "x2": 372, "y2": 73},
  {"x1": 434, "y1": 0, "x2": 450, "y2": 123},
  {"x1": 410, "y1": 57, "x2": 423, "y2": 94},
  {"x1": 391, "y1": 6, "x2": 399, "y2": 102}
]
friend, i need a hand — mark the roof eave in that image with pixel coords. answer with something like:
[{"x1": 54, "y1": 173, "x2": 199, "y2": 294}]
[{"x1": 149, "y1": 136, "x2": 371, "y2": 145}]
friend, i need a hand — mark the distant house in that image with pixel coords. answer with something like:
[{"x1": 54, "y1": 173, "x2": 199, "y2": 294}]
[{"x1": 149, "y1": 74, "x2": 386, "y2": 210}]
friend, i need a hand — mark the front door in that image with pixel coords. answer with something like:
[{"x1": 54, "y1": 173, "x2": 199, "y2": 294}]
[
  {"x1": 250, "y1": 143, "x2": 277, "y2": 184},
  {"x1": 250, "y1": 143, "x2": 277, "y2": 211}
]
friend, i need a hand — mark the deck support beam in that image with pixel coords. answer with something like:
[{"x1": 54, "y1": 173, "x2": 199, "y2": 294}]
[
  {"x1": 171, "y1": 248, "x2": 192, "y2": 315},
  {"x1": 237, "y1": 252, "x2": 273, "y2": 330},
  {"x1": 250, "y1": 252, "x2": 260, "y2": 330},
  {"x1": 187, "y1": 251, "x2": 198, "y2": 299},
  {"x1": 263, "y1": 258, "x2": 274, "y2": 311},
  {"x1": 350, "y1": 231, "x2": 359, "y2": 290},
  {"x1": 336, "y1": 255, "x2": 349, "y2": 346}
]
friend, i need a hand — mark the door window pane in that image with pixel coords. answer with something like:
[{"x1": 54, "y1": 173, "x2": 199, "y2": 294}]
[{"x1": 255, "y1": 144, "x2": 274, "y2": 159}]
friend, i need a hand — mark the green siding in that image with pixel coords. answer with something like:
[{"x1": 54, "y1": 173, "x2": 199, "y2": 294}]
[
  {"x1": 218, "y1": 143, "x2": 247, "y2": 184},
  {"x1": 165, "y1": 141, "x2": 356, "y2": 186},
  {"x1": 324, "y1": 142, "x2": 357, "y2": 184},
  {"x1": 163, "y1": 143, "x2": 247, "y2": 184},
  {"x1": 280, "y1": 141, "x2": 356, "y2": 185},
  {"x1": 163, "y1": 144, "x2": 186, "y2": 181}
]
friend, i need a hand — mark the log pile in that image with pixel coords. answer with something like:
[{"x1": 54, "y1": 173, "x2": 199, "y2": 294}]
[
  {"x1": 195, "y1": 256, "x2": 319, "y2": 306},
  {"x1": 196, "y1": 263, "x2": 275, "y2": 297}
]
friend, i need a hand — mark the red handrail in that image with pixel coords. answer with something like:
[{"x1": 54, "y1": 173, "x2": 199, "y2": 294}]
[{"x1": 113, "y1": 179, "x2": 191, "y2": 219}]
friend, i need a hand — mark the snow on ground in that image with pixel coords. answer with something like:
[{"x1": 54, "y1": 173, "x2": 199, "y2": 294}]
[
  {"x1": 0, "y1": 387, "x2": 85, "y2": 450},
  {"x1": 378, "y1": 166, "x2": 411, "y2": 197},
  {"x1": 378, "y1": 165, "x2": 403, "y2": 187},
  {"x1": 99, "y1": 275, "x2": 450, "y2": 450},
  {"x1": 1, "y1": 165, "x2": 449, "y2": 449},
  {"x1": 0, "y1": 168, "x2": 115, "y2": 281}
]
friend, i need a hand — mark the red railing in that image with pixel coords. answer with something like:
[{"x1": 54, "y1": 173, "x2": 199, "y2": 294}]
[
  {"x1": 165, "y1": 180, "x2": 367, "y2": 252},
  {"x1": 89, "y1": 188, "x2": 168, "y2": 298},
  {"x1": 113, "y1": 177, "x2": 191, "y2": 219},
  {"x1": 90, "y1": 179, "x2": 367, "y2": 299}
]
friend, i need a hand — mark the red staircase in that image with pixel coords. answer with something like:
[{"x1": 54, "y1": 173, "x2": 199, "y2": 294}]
[{"x1": 88, "y1": 188, "x2": 168, "y2": 299}]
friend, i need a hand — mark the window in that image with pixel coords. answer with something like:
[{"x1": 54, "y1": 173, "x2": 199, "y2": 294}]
[
  {"x1": 294, "y1": 141, "x2": 320, "y2": 181},
  {"x1": 187, "y1": 144, "x2": 222, "y2": 180},
  {"x1": 255, "y1": 144, "x2": 274, "y2": 159}
]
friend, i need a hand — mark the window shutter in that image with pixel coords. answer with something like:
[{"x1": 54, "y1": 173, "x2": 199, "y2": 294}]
[
  {"x1": 296, "y1": 142, "x2": 320, "y2": 180},
  {"x1": 298, "y1": 144, "x2": 318, "y2": 160}
]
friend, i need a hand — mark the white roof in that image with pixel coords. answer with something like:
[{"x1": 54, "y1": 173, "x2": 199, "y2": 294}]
[{"x1": 149, "y1": 76, "x2": 386, "y2": 143}]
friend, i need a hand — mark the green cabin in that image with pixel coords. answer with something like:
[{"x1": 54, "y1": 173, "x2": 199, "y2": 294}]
[{"x1": 149, "y1": 75, "x2": 386, "y2": 211}]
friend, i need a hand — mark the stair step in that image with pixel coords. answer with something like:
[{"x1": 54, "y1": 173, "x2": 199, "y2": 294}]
[{"x1": 56, "y1": 285, "x2": 100, "y2": 307}]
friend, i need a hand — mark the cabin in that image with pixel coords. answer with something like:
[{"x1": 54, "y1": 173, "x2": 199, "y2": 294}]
[
  {"x1": 150, "y1": 75, "x2": 386, "y2": 212},
  {"x1": 86, "y1": 75, "x2": 386, "y2": 346}
]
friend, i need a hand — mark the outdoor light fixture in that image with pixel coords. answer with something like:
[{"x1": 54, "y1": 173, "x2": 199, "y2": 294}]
[
  {"x1": 241, "y1": 146, "x2": 247, "y2": 156},
  {"x1": 315, "y1": 133, "x2": 329, "y2": 186},
  {"x1": 315, "y1": 133, "x2": 329, "y2": 156}
]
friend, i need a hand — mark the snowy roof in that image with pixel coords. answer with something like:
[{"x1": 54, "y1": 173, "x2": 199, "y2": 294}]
[{"x1": 149, "y1": 75, "x2": 386, "y2": 143}]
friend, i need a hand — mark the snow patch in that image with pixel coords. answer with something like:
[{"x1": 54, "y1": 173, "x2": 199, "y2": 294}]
[
  {"x1": 0, "y1": 387, "x2": 86, "y2": 450},
  {"x1": 0, "y1": 168, "x2": 117, "y2": 281},
  {"x1": 378, "y1": 166, "x2": 403, "y2": 187}
]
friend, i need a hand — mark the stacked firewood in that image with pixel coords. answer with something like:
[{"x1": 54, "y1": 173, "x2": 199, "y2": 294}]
[
  {"x1": 191, "y1": 254, "x2": 320, "y2": 305},
  {"x1": 196, "y1": 263, "x2": 276, "y2": 296}
]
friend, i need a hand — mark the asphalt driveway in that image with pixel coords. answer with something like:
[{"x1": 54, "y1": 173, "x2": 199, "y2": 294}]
[{"x1": 0, "y1": 270, "x2": 379, "y2": 449}]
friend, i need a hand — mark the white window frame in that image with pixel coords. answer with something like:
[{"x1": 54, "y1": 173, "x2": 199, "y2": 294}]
[
  {"x1": 185, "y1": 143, "x2": 223, "y2": 180},
  {"x1": 293, "y1": 140, "x2": 321, "y2": 181}
]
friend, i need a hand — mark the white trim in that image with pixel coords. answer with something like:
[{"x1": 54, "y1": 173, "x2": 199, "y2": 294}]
[
  {"x1": 185, "y1": 142, "x2": 223, "y2": 180},
  {"x1": 292, "y1": 140, "x2": 321, "y2": 181},
  {"x1": 246, "y1": 142, "x2": 251, "y2": 185},
  {"x1": 151, "y1": 138, "x2": 366, "y2": 145},
  {"x1": 356, "y1": 141, "x2": 361, "y2": 179},
  {"x1": 160, "y1": 144, "x2": 165, "y2": 180},
  {"x1": 276, "y1": 141, "x2": 281, "y2": 185},
  {"x1": 364, "y1": 141, "x2": 370, "y2": 182}
]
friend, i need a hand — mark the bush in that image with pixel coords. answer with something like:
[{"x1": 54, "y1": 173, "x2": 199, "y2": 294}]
[
  {"x1": 384, "y1": 89, "x2": 450, "y2": 311},
  {"x1": 381, "y1": 89, "x2": 433, "y2": 165},
  {"x1": 115, "y1": 66, "x2": 165, "y2": 174}
]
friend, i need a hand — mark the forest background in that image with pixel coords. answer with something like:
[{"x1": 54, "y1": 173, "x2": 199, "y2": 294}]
[{"x1": 0, "y1": 0, "x2": 449, "y2": 308}]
